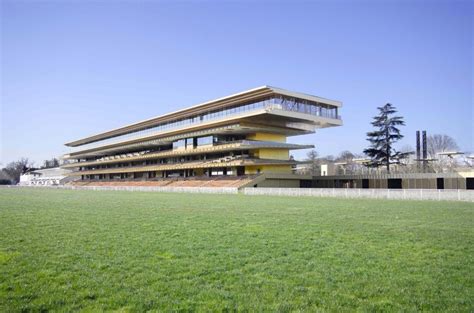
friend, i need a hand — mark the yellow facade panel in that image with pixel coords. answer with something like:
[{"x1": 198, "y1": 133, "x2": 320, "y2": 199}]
[
  {"x1": 245, "y1": 165, "x2": 292, "y2": 175},
  {"x1": 246, "y1": 132, "x2": 286, "y2": 143},
  {"x1": 254, "y1": 148, "x2": 289, "y2": 160}
]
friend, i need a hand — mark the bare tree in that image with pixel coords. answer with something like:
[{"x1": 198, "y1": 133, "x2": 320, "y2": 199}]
[
  {"x1": 321, "y1": 155, "x2": 335, "y2": 163},
  {"x1": 427, "y1": 134, "x2": 459, "y2": 158},
  {"x1": 335, "y1": 150, "x2": 356, "y2": 175},
  {"x1": 427, "y1": 134, "x2": 460, "y2": 172},
  {"x1": 2, "y1": 158, "x2": 35, "y2": 184},
  {"x1": 305, "y1": 149, "x2": 320, "y2": 175},
  {"x1": 336, "y1": 150, "x2": 355, "y2": 162},
  {"x1": 395, "y1": 145, "x2": 416, "y2": 173},
  {"x1": 41, "y1": 158, "x2": 60, "y2": 169},
  {"x1": 0, "y1": 170, "x2": 14, "y2": 185}
]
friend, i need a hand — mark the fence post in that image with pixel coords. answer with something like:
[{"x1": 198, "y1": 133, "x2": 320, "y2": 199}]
[
  {"x1": 420, "y1": 189, "x2": 423, "y2": 200},
  {"x1": 458, "y1": 190, "x2": 461, "y2": 201},
  {"x1": 438, "y1": 189, "x2": 441, "y2": 201}
]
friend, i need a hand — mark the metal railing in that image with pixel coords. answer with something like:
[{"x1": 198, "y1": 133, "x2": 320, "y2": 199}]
[
  {"x1": 243, "y1": 187, "x2": 474, "y2": 202},
  {"x1": 68, "y1": 96, "x2": 341, "y2": 153}
]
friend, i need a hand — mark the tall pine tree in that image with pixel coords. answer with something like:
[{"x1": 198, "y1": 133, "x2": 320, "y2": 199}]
[{"x1": 364, "y1": 103, "x2": 405, "y2": 172}]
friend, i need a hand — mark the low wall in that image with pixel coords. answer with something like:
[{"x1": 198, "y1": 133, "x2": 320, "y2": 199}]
[
  {"x1": 243, "y1": 187, "x2": 474, "y2": 202},
  {"x1": 1, "y1": 185, "x2": 238, "y2": 194}
]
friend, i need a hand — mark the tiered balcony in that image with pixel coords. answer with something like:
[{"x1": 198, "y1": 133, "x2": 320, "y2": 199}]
[
  {"x1": 65, "y1": 157, "x2": 300, "y2": 177},
  {"x1": 66, "y1": 95, "x2": 341, "y2": 154},
  {"x1": 70, "y1": 175, "x2": 259, "y2": 188},
  {"x1": 62, "y1": 140, "x2": 313, "y2": 169}
]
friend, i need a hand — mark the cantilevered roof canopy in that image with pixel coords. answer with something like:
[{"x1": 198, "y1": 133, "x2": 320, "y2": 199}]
[{"x1": 65, "y1": 86, "x2": 342, "y2": 147}]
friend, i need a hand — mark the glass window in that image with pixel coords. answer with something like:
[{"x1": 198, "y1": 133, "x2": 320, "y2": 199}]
[
  {"x1": 186, "y1": 138, "x2": 194, "y2": 149},
  {"x1": 197, "y1": 136, "x2": 213, "y2": 146},
  {"x1": 173, "y1": 139, "x2": 185, "y2": 149}
]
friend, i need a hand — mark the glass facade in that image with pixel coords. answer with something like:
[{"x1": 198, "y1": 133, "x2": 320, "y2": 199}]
[
  {"x1": 172, "y1": 139, "x2": 185, "y2": 149},
  {"x1": 70, "y1": 95, "x2": 340, "y2": 152},
  {"x1": 197, "y1": 136, "x2": 213, "y2": 146},
  {"x1": 185, "y1": 138, "x2": 194, "y2": 149}
]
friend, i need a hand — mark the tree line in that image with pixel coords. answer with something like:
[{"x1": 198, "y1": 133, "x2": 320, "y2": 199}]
[
  {"x1": 302, "y1": 103, "x2": 468, "y2": 175},
  {"x1": 0, "y1": 158, "x2": 61, "y2": 185}
]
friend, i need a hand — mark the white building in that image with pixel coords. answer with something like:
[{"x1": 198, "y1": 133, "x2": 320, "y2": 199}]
[{"x1": 19, "y1": 167, "x2": 73, "y2": 186}]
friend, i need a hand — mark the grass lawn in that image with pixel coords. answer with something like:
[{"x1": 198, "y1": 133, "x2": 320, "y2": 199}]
[{"x1": 0, "y1": 188, "x2": 473, "y2": 312}]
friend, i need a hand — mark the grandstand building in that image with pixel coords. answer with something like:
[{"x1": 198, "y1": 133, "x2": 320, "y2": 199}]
[{"x1": 62, "y1": 86, "x2": 342, "y2": 187}]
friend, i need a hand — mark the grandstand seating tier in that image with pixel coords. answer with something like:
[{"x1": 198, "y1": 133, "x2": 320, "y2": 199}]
[{"x1": 70, "y1": 175, "x2": 257, "y2": 188}]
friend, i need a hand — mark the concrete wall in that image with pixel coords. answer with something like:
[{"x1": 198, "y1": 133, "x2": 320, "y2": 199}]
[
  {"x1": 402, "y1": 178, "x2": 437, "y2": 189},
  {"x1": 243, "y1": 187, "x2": 474, "y2": 202},
  {"x1": 256, "y1": 178, "x2": 300, "y2": 188},
  {"x1": 444, "y1": 178, "x2": 466, "y2": 189}
]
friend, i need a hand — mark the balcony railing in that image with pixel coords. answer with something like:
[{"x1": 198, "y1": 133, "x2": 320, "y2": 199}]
[{"x1": 68, "y1": 95, "x2": 341, "y2": 153}]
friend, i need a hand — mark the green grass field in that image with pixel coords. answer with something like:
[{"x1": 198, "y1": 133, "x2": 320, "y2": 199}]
[{"x1": 1, "y1": 188, "x2": 473, "y2": 312}]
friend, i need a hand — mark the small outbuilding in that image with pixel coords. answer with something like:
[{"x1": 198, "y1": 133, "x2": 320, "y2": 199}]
[{"x1": 19, "y1": 167, "x2": 74, "y2": 186}]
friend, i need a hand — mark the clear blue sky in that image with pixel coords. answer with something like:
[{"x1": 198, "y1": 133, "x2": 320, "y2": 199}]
[{"x1": 1, "y1": 0, "x2": 472, "y2": 166}]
